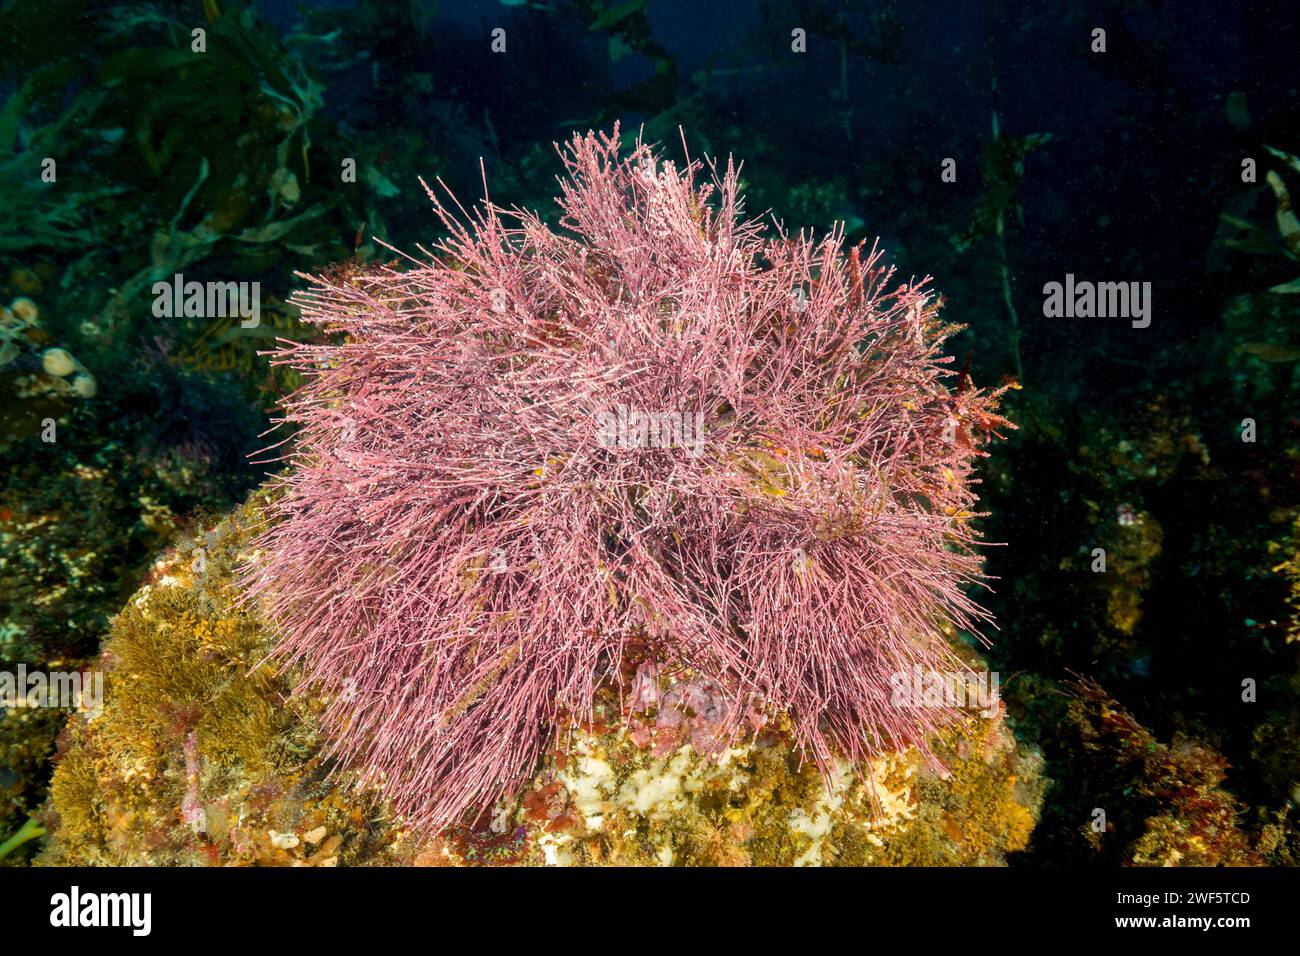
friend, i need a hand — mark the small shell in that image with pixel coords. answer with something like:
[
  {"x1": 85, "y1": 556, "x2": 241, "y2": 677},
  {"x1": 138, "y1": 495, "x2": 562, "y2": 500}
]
[
  {"x1": 71, "y1": 372, "x2": 97, "y2": 398},
  {"x1": 42, "y1": 348, "x2": 76, "y2": 377},
  {"x1": 10, "y1": 297, "x2": 39, "y2": 325}
]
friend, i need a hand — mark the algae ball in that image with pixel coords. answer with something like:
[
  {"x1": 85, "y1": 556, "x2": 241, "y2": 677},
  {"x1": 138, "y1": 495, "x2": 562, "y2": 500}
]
[
  {"x1": 71, "y1": 372, "x2": 97, "y2": 399},
  {"x1": 42, "y1": 348, "x2": 77, "y2": 377},
  {"x1": 10, "y1": 297, "x2": 39, "y2": 326}
]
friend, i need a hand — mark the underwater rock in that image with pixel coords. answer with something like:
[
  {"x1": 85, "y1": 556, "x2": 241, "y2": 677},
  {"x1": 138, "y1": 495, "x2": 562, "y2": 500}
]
[
  {"x1": 41, "y1": 492, "x2": 1043, "y2": 867},
  {"x1": 0, "y1": 296, "x2": 94, "y2": 413},
  {"x1": 1061, "y1": 679, "x2": 1273, "y2": 866}
]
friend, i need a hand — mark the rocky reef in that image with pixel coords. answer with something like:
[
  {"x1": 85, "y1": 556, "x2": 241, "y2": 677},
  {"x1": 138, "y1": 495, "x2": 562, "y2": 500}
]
[{"x1": 40, "y1": 490, "x2": 1043, "y2": 867}]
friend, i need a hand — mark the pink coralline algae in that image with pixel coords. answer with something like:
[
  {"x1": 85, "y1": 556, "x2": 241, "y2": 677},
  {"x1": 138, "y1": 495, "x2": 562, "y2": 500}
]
[
  {"x1": 241, "y1": 126, "x2": 1014, "y2": 832},
  {"x1": 180, "y1": 730, "x2": 205, "y2": 835},
  {"x1": 625, "y1": 665, "x2": 763, "y2": 757}
]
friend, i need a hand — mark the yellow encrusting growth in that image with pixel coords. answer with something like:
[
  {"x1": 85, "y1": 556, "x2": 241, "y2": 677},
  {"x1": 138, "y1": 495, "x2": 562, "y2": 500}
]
[{"x1": 43, "y1": 492, "x2": 1043, "y2": 867}]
